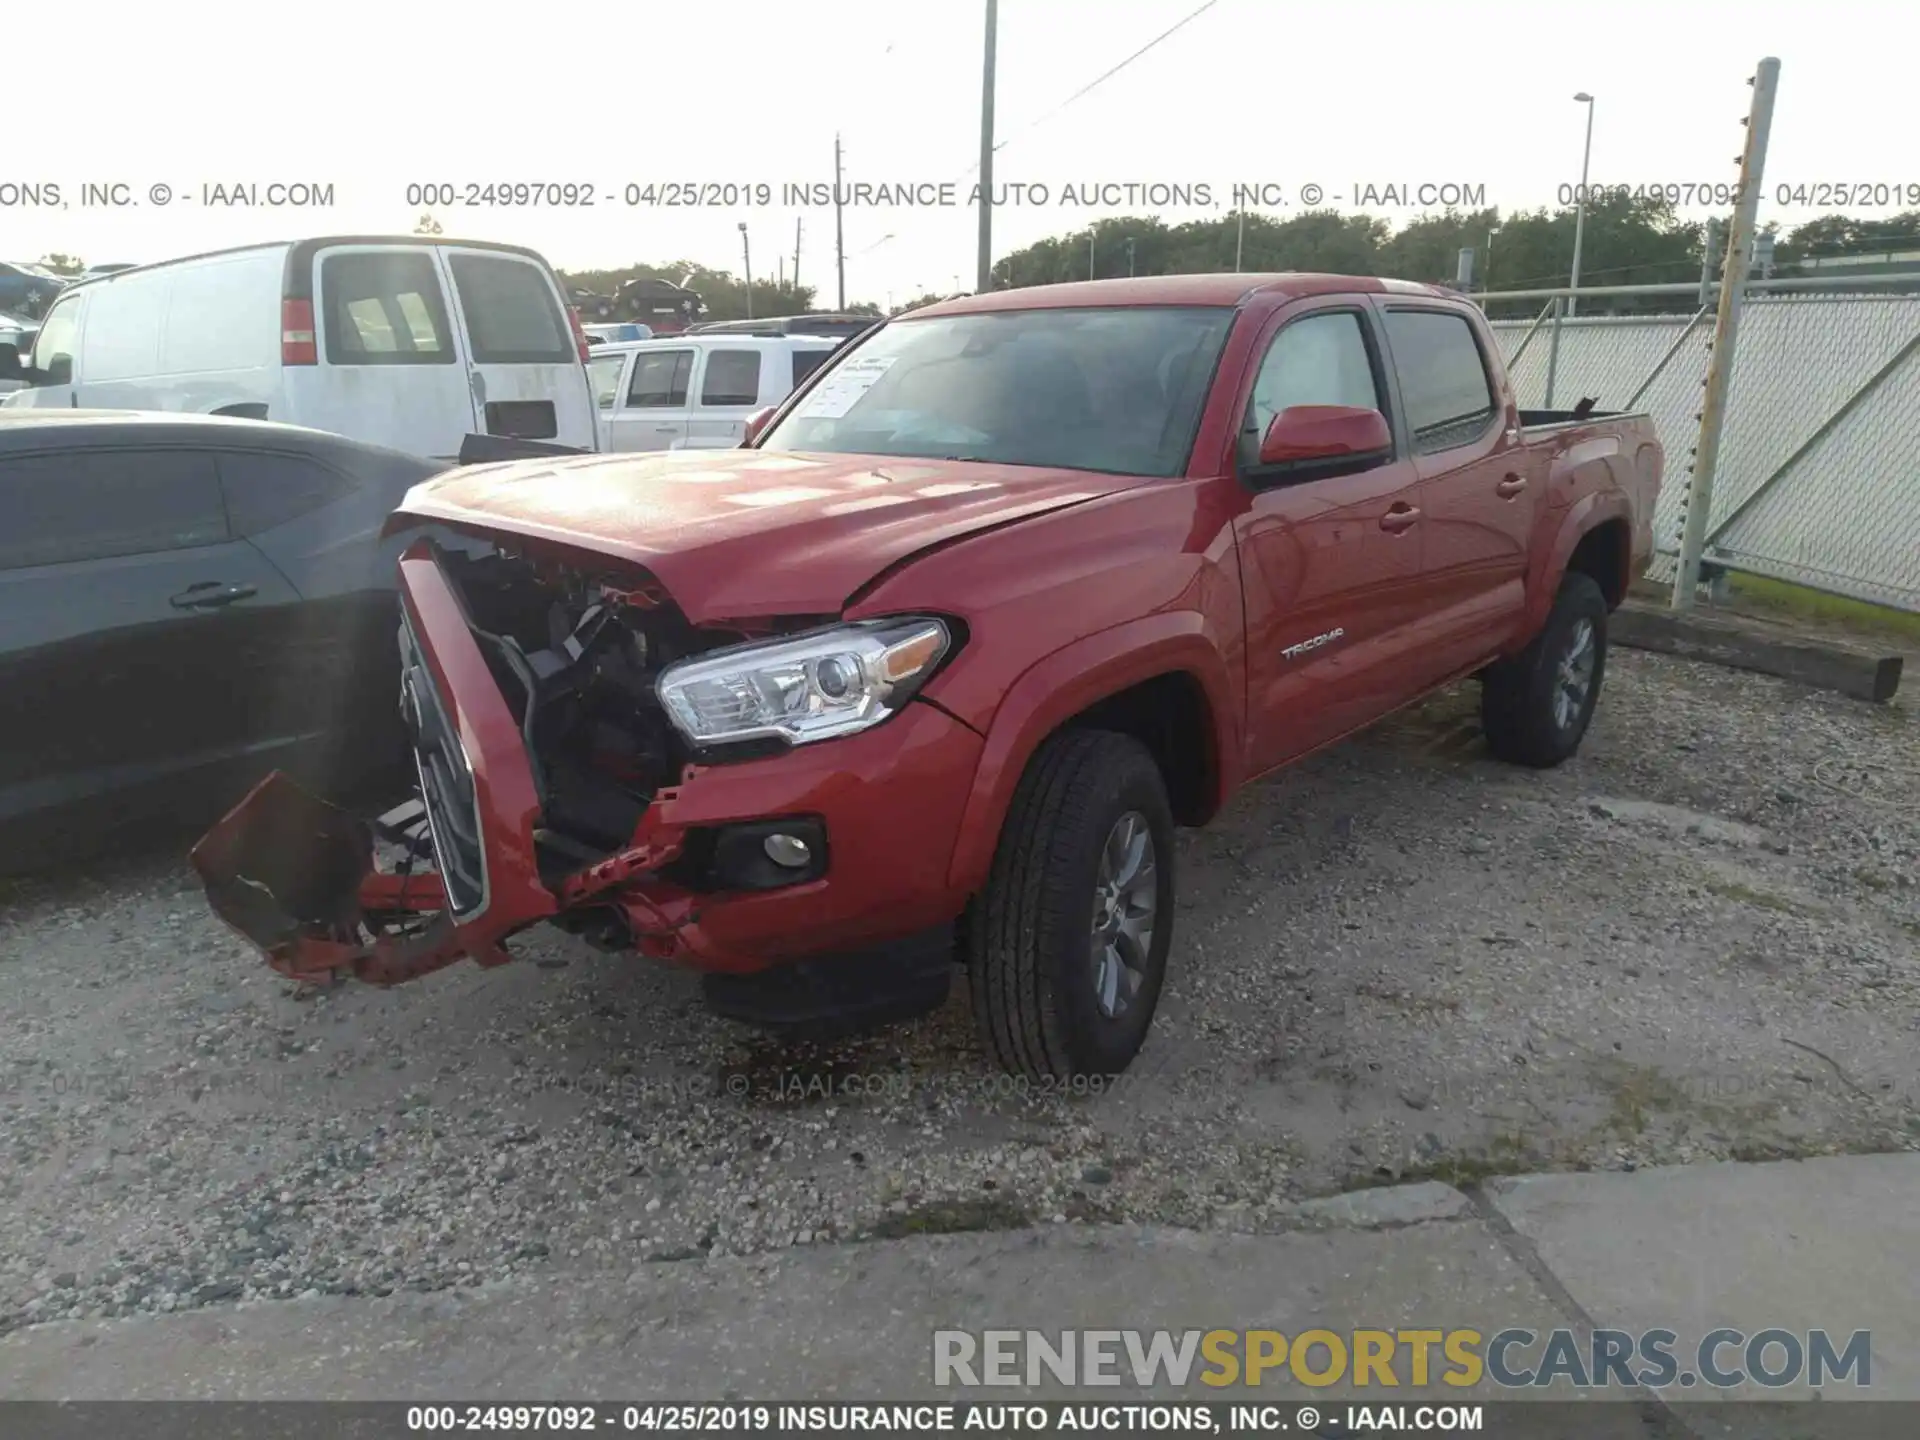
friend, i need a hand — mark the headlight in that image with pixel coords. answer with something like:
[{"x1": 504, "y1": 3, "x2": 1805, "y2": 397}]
[{"x1": 655, "y1": 617, "x2": 952, "y2": 747}]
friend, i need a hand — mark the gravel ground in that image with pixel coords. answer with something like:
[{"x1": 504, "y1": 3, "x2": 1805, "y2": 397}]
[{"x1": 1, "y1": 648, "x2": 1915, "y2": 1335}]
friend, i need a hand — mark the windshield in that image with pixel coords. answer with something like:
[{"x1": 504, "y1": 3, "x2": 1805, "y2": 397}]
[{"x1": 759, "y1": 304, "x2": 1235, "y2": 477}]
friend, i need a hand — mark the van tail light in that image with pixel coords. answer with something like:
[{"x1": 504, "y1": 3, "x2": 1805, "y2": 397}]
[
  {"x1": 281, "y1": 299, "x2": 317, "y2": 365},
  {"x1": 566, "y1": 305, "x2": 590, "y2": 363}
]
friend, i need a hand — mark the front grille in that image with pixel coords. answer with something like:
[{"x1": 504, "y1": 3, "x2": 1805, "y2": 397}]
[{"x1": 399, "y1": 613, "x2": 488, "y2": 919}]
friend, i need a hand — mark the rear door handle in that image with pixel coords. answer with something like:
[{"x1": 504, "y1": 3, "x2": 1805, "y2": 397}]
[
  {"x1": 171, "y1": 581, "x2": 257, "y2": 610},
  {"x1": 1497, "y1": 474, "x2": 1529, "y2": 498},
  {"x1": 1379, "y1": 505, "x2": 1421, "y2": 533}
]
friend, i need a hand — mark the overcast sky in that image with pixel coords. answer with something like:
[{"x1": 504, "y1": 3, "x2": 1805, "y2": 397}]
[{"x1": 7, "y1": 0, "x2": 1913, "y2": 306}]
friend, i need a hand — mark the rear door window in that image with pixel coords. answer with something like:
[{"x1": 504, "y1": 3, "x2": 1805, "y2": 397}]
[
  {"x1": 447, "y1": 254, "x2": 574, "y2": 364},
  {"x1": 0, "y1": 449, "x2": 228, "y2": 570},
  {"x1": 790, "y1": 346, "x2": 836, "y2": 387},
  {"x1": 627, "y1": 349, "x2": 693, "y2": 407},
  {"x1": 700, "y1": 350, "x2": 762, "y2": 406},
  {"x1": 1382, "y1": 309, "x2": 1499, "y2": 453},
  {"x1": 216, "y1": 451, "x2": 358, "y2": 536},
  {"x1": 320, "y1": 252, "x2": 455, "y2": 365}
]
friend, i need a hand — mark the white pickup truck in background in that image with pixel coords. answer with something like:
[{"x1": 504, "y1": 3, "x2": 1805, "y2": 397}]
[{"x1": 587, "y1": 334, "x2": 840, "y2": 451}]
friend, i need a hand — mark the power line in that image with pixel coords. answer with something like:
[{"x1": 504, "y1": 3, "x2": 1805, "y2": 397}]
[
  {"x1": 986, "y1": 0, "x2": 1222, "y2": 167},
  {"x1": 947, "y1": 0, "x2": 1223, "y2": 186}
]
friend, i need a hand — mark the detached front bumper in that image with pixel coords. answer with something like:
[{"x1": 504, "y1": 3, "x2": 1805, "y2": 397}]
[{"x1": 191, "y1": 541, "x2": 985, "y2": 985}]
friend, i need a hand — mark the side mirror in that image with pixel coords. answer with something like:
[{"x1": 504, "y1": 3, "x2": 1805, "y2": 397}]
[
  {"x1": 741, "y1": 405, "x2": 777, "y2": 447},
  {"x1": 44, "y1": 354, "x2": 73, "y2": 388},
  {"x1": 1257, "y1": 405, "x2": 1391, "y2": 469},
  {"x1": 0, "y1": 343, "x2": 20, "y2": 381}
]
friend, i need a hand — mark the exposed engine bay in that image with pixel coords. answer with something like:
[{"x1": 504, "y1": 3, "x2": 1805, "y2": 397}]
[{"x1": 430, "y1": 539, "x2": 828, "y2": 885}]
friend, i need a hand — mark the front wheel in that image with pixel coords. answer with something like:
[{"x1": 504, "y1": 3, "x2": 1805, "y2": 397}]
[
  {"x1": 1481, "y1": 572, "x2": 1609, "y2": 768},
  {"x1": 967, "y1": 730, "x2": 1176, "y2": 1081}
]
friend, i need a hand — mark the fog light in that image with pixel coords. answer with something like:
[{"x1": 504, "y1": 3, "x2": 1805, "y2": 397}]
[{"x1": 763, "y1": 833, "x2": 812, "y2": 868}]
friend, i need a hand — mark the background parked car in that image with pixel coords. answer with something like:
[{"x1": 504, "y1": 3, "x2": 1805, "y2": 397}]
[
  {"x1": 586, "y1": 333, "x2": 840, "y2": 451},
  {"x1": 583, "y1": 321, "x2": 653, "y2": 345},
  {"x1": 78, "y1": 262, "x2": 139, "y2": 282},
  {"x1": 0, "y1": 262, "x2": 65, "y2": 318},
  {"x1": 566, "y1": 287, "x2": 617, "y2": 319},
  {"x1": 0, "y1": 410, "x2": 452, "y2": 867},
  {"x1": 0, "y1": 236, "x2": 599, "y2": 460},
  {"x1": 690, "y1": 313, "x2": 880, "y2": 340}
]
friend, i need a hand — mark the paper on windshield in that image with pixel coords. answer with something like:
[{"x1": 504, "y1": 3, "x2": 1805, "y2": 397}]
[{"x1": 795, "y1": 355, "x2": 896, "y2": 419}]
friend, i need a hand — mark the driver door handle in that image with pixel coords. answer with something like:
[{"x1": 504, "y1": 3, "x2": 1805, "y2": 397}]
[
  {"x1": 1497, "y1": 474, "x2": 1529, "y2": 498},
  {"x1": 1379, "y1": 505, "x2": 1421, "y2": 533},
  {"x1": 171, "y1": 581, "x2": 257, "y2": 610}
]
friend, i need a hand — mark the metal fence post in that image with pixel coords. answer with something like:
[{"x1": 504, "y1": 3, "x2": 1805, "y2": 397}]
[
  {"x1": 1543, "y1": 298, "x2": 1565, "y2": 409},
  {"x1": 1673, "y1": 57, "x2": 1780, "y2": 612}
]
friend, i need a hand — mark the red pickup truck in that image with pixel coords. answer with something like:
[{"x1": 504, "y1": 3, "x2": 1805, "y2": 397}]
[{"x1": 194, "y1": 273, "x2": 1661, "y2": 1082}]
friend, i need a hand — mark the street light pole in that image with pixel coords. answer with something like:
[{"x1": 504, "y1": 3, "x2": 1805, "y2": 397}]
[
  {"x1": 1234, "y1": 211, "x2": 1246, "y2": 272},
  {"x1": 976, "y1": 0, "x2": 998, "y2": 293},
  {"x1": 1568, "y1": 92, "x2": 1595, "y2": 318}
]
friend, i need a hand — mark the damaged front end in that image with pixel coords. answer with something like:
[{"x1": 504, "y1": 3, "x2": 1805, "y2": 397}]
[{"x1": 191, "y1": 536, "x2": 828, "y2": 985}]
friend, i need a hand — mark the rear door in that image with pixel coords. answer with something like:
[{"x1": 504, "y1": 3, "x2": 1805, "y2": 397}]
[
  {"x1": 438, "y1": 246, "x2": 598, "y2": 451},
  {"x1": 685, "y1": 344, "x2": 768, "y2": 448},
  {"x1": 0, "y1": 446, "x2": 301, "y2": 835},
  {"x1": 605, "y1": 345, "x2": 694, "y2": 451},
  {"x1": 302, "y1": 245, "x2": 477, "y2": 459},
  {"x1": 1376, "y1": 303, "x2": 1537, "y2": 679}
]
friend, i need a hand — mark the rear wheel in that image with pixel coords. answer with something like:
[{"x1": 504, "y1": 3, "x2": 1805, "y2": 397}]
[
  {"x1": 1482, "y1": 572, "x2": 1608, "y2": 768},
  {"x1": 967, "y1": 730, "x2": 1176, "y2": 1081}
]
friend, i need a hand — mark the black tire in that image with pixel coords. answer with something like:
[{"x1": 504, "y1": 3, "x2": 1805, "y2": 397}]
[
  {"x1": 966, "y1": 729, "x2": 1176, "y2": 1081},
  {"x1": 1482, "y1": 572, "x2": 1609, "y2": 768}
]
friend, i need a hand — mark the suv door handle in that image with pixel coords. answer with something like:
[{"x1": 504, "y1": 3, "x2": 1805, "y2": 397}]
[
  {"x1": 171, "y1": 581, "x2": 258, "y2": 610},
  {"x1": 1496, "y1": 474, "x2": 1528, "y2": 498},
  {"x1": 1379, "y1": 505, "x2": 1421, "y2": 533}
]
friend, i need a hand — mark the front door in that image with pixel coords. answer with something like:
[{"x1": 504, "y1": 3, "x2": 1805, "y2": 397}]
[
  {"x1": 299, "y1": 245, "x2": 478, "y2": 460},
  {"x1": 1232, "y1": 302, "x2": 1429, "y2": 775},
  {"x1": 1375, "y1": 303, "x2": 1539, "y2": 680},
  {"x1": 437, "y1": 246, "x2": 598, "y2": 451},
  {"x1": 605, "y1": 346, "x2": 693, "y2": 451}
]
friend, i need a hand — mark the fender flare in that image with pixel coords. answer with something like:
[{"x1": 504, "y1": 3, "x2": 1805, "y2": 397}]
[
  {"x1": 944, "y1": 611, "x2": 1240, "y2": 896},
  {"x1": 1520, "y1": 492, "x2": 1633, "y2": 641}
]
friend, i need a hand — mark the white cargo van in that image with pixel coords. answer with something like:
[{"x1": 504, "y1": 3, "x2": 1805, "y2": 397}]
[
  {"x1": 585, "y1": 333, "x2": 840, "y2": 451},
  {"x1": 0, "y1": 237, "x2": 599, "y2": 459}
]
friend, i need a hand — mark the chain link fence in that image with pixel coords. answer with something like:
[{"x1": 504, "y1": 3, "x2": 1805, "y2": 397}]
[{"x1": 1488, "y1": 291, "x2": 1920, "y2": 613}]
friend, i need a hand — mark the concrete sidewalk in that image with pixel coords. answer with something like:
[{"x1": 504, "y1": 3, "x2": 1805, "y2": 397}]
[{"x1": 3, "y1": 1154, "x2": 1915, "y2": 1424}]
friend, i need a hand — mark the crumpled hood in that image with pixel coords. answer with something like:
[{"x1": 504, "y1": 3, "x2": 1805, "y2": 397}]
[{"x1": 389, "y1": 449, "x2": 1142, "y2": 622}]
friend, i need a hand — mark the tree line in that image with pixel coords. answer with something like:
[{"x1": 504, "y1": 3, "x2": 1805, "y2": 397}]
[{"x1": 34, "y1": 200, "x2": 1915, "y2": 324}]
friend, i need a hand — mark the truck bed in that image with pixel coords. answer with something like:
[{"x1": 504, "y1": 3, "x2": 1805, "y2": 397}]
[{"x1": 1518, "y1": 405, "x2": 1642, "y2": 433}]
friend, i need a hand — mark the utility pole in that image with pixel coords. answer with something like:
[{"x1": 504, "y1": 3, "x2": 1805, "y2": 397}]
[
  {"x1": 834, "y1": 134, "x2": 846, "y2": 311},
  {"x1": 1125, "y1": 236, "x2": 1136, "y2": 277},
  {"x1": 1088, "y1": 227, "x2": 1096, "y2": 280},
  {"x1": 739, "y1": 222, "x2": 754, "y2": 319},
  {"x1": 1673, "y1": 57, "x2": 1780, "y2": 612},
  {"x1": 794, "y1": 217, "x2": 803, "y2": 294},
  {"x1": 976, "y1": 0, "x2": 998, "y2": 292},
  {"x1": 1234, "y1": 211, "x2": 1246, "y2": 272}
]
